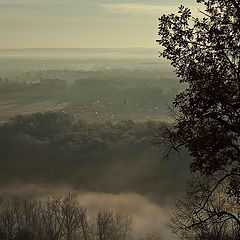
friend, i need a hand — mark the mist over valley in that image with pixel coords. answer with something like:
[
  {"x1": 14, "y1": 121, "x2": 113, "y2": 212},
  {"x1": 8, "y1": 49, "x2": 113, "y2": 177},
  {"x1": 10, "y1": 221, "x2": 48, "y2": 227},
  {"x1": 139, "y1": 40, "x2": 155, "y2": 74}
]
[{"x1": 0, "y1": 48, "x2": 189, "y2": 240}]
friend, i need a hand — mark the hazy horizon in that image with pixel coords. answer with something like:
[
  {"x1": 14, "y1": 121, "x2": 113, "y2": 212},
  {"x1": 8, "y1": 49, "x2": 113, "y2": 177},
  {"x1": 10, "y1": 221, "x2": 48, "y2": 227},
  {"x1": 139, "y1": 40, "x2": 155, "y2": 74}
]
[{"x1": 0, "y1": 0, "x2": 199, "y2": 49}]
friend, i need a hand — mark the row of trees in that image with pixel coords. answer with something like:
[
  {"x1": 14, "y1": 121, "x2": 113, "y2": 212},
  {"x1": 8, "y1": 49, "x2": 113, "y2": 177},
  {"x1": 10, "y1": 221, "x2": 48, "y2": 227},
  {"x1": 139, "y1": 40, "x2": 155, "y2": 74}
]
[
  {"x1": 0, "y1": 111, "x2": 184, "y2": 195},
  {"x1": 0, "y1": 112, "x2": 162, "y2": 153},
  {"x1": 0, "y1": 193, "x2": 132, "y2": 240}
]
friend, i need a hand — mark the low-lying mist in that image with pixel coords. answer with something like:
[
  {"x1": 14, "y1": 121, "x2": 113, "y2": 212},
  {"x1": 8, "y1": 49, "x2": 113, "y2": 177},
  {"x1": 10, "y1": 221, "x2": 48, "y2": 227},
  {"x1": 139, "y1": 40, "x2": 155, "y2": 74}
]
[
  {"x1": 0, "y1": 111, "x2": 189, "y2": 239},
  {"x1": 0, "y1": 188, "x2": 172, "y2": 239},
  {"x1": 0, "y1": 112, "x2": 189, "y2": 198},
  {"x1": 0, "y1": 68, "x2": 182, "y2": 122},
  {"x1": 0, "y1": 49, "x2": 188, "y2": 239}
]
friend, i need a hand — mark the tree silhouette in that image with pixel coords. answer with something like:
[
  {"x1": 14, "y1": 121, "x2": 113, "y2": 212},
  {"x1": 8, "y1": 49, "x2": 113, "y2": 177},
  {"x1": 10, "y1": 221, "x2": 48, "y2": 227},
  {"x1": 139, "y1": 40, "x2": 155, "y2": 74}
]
[
  {"x1": 157, "y1": 1, "x2": 240, "y2": 237},
  {"x1": 169, "y1": 175, "x2": 240, "y2": 239},
  {"x1": 157, "y1": 0, "x2": 240, "y2": 184},
  {"x1": 0, "y1": 194, "x2": 133, "y2": 240}
]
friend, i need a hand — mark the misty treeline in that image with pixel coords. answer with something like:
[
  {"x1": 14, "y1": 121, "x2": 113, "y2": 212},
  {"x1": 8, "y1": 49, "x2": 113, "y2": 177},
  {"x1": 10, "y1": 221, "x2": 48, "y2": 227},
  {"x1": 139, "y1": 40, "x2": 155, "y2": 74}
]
[
  {"x1": 2, "y1": 69, "x2": 177, "y2": 87},
  {"x1": 0, "y1": 192, "x2": 164, "y2": 240},
  {"x1": 0, "y1": 111, "x2": 188, "y2": 195},
  {"x1": 0, "y1": 69, "x2": 179, "y2": 104},
  {"x1": 0, "y1": 69, "x2": 180, "y2": 122},
  {"x1": 0, "y1": 111, "x2": 160, "y2": 152},
  {"x1": 0, "y1": 78, "x2": 67, "y2": 94},
  {"x1": 0, "y1": 192, "x2": 134, "y2": 240}
]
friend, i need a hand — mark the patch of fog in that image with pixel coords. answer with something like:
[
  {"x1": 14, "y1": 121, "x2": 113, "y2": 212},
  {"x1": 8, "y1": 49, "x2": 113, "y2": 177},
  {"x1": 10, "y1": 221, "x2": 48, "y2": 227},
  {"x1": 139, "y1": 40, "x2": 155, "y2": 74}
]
[
  {"x1": 76, "y1": 192, "x2": 172, "y2": 240},
  {"x1": 0, "y1": 184, "x2": 174, "y2": 240}
]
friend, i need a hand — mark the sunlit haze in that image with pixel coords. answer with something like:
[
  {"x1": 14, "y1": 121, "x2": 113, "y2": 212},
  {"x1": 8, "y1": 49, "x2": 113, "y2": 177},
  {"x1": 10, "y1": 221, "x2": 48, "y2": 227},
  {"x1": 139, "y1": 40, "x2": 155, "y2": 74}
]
[{"x1": 1, "y1": 0, "x2": 197, "y2": 48}]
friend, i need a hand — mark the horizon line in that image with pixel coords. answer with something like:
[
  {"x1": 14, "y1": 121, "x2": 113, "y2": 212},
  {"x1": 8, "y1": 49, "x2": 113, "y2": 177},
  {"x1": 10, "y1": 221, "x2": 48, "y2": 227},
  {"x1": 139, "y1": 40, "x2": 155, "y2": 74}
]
[{"x1": 0, "y1": 47, "x2": 159, "y2": 50}]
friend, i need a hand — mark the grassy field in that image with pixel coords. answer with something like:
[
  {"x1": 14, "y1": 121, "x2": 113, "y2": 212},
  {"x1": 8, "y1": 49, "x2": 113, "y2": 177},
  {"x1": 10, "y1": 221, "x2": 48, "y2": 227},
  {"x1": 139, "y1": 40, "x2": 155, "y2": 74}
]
[
  {"x1": 0, "y1": 97, "x2": 69, "y2": 121},
  {"x1": 0, "y1": 98, "x2": 171, "y2": 123}
]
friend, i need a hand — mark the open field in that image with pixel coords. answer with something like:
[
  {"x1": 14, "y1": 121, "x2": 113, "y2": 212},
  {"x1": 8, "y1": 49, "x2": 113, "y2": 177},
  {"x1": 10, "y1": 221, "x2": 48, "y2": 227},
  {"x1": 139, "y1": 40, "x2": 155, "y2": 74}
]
[{"x1": 0, "y1": 98, "x2": 69, "y2": 121}]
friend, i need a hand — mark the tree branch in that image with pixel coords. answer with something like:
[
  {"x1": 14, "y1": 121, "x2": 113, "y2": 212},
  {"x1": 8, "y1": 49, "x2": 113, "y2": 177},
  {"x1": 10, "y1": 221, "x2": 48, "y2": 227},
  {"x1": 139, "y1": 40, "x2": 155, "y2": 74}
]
[{"x1": 229, "y1": 0, "x2": 240, "y2": 15}]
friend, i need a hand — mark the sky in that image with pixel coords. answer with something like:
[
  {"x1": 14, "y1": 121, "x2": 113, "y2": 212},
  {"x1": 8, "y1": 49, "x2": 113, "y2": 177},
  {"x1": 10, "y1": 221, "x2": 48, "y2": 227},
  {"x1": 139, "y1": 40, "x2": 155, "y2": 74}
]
[{"x1": 0, "y1": 0, "x2": 199, "y2": 49}]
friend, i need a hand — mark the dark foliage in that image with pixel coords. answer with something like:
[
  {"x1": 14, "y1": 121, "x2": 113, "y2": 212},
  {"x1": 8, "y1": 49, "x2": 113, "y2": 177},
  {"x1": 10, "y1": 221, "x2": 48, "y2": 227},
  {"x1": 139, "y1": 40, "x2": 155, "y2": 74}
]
[
  {"x1": 0, "y1": 111, "x2": 160, "y2": 152},
  {"x1": 0, "y1": 111, "x2": 189, "y2": 196},
  {"x1": 157, "y1": 0, "x2": 240, "y2": 178},
  {"x1": 157, "y1": 0, "x2": 240, "y2": 238}
]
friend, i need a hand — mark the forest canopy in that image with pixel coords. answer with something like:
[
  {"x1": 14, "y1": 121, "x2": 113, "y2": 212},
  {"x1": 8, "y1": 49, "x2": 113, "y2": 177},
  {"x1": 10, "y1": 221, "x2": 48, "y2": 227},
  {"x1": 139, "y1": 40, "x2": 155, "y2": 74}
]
[{"x1": 0, "y1": 111, "x2": 189, "y2": 197}]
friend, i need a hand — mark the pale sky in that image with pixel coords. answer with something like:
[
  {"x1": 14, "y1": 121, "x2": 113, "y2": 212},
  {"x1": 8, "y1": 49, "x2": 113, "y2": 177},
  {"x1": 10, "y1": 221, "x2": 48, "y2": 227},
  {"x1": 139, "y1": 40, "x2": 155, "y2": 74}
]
[{"x1": 0, "y1": 0, "x2": 198, "y2": 49}]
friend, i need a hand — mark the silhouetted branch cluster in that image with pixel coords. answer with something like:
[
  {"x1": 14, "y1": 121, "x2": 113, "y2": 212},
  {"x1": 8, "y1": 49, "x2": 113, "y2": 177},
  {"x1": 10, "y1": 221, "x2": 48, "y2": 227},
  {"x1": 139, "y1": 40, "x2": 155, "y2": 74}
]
[{"x1": 169, "y1": 174, "x2": 240, "y2": 240}]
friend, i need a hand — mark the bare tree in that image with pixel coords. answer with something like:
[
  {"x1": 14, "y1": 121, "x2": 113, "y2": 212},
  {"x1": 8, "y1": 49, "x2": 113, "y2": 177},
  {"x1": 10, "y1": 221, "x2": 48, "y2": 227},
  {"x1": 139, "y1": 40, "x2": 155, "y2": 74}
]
[
  {"x1": 169, "y1": 174, "x2": 240, "y2": 239},
  {"x1": 0, "y1": 193, "x2": 133, "y2": 240},
  {"x1": 78, "y1": 207, "x2": 92, "y2": 240},
  {"x1": 0, "y1": 198, "x2": 16, "y2": 240},
  {"x1": 95, "y1": 211, "x2": 132, "y2": 240},
  {"x1": 40, "y1": 197, "x2": 64, "y2": 240},
  {"x1": 59, "y1": 193, "x2": 82, "y2": 240},
  {"x1": 107, "y1": 213, "x2": 132, "y2": 240}
]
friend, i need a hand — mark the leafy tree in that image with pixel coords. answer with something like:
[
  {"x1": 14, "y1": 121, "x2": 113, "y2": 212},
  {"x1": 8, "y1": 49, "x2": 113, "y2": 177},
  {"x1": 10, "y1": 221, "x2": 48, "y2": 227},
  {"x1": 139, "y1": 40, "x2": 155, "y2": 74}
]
[
  {"x1": 2, "y1": 112, "x2": 72, "y2": 139},
  {"x1": 157, "y1": 0, "x2": 240, "y2": 238},
  {"x1": 157, "y1": 0, "x2": 240, "y2": 184}
]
